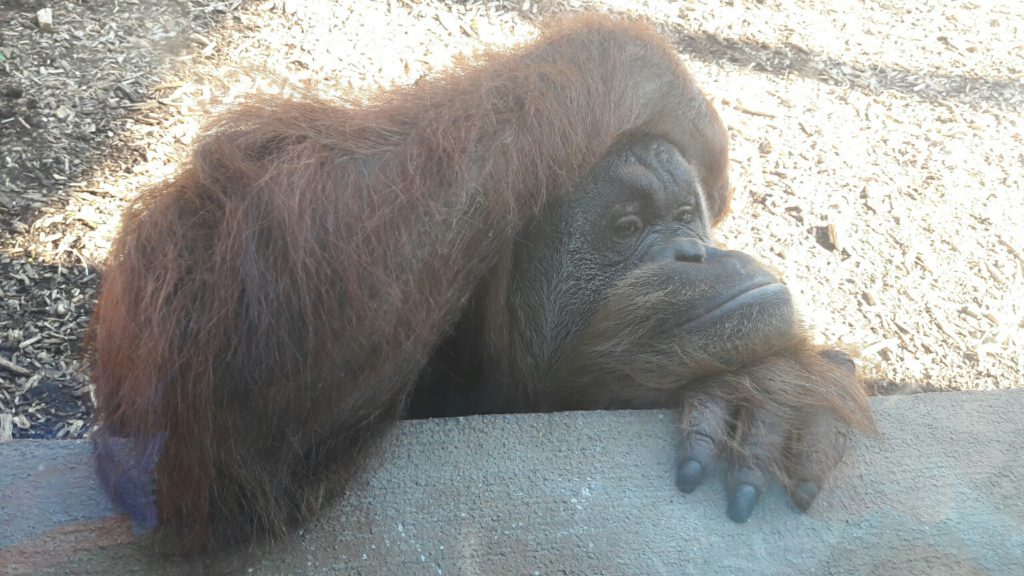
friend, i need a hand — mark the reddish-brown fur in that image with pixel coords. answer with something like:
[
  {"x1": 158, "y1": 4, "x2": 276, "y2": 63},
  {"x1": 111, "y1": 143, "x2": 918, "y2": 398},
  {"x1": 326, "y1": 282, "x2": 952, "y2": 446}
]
[
  {"x1": 88, "y1": 15, "x2": 872, "y2": 552},
  {"x1": 89, "y1": 16, "x2": 729, "y2": 549}
]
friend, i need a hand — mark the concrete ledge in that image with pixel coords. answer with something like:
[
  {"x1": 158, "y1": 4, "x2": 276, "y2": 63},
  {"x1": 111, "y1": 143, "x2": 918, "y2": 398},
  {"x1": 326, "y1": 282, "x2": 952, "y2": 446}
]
[{"x1": 2, "y1": 390, "x2": 1022, "y2": 575}]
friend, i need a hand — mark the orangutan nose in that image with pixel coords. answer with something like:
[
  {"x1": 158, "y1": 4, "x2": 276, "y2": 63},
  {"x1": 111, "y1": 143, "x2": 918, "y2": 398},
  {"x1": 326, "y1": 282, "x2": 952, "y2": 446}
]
[{"x1": 648, "y1": 238, "x2": 707, "y2": 264}]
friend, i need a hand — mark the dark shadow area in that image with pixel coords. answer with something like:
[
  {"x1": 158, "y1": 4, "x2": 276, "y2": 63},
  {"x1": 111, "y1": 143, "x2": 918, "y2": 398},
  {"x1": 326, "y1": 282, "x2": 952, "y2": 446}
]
[
  {"x1": 0, "y1": 0, "x2": 240, "y2": 440},
  {"x1": 665, "y1": 28, "x2": 1021, "y2": 111},
  {"x1": 0, "y1": 1, "x2": 236, "y2": 227}
]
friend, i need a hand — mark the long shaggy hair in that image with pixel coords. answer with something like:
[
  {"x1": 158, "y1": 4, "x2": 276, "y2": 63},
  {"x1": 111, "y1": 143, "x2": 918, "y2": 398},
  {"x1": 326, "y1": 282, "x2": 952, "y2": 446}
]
[{"x1": 88, "y1": 15, "x2": 731, "y2": 550}]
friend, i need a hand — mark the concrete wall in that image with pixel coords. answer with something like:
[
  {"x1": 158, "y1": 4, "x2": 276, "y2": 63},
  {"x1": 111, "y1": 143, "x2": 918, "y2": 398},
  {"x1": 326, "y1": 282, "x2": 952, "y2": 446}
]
[{"x1": 2, "y1": 389, "x2": 1022, "y2": 575}]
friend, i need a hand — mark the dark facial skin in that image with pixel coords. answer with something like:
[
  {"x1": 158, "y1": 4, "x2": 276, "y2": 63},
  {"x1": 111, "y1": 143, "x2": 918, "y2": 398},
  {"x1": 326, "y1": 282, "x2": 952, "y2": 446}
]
[
  {"x1": 412, "y1": 137, "x2": 837, "y2": 523},
  {"x1": 507, "y1": 137, "x2": 799, "y2": 398}
]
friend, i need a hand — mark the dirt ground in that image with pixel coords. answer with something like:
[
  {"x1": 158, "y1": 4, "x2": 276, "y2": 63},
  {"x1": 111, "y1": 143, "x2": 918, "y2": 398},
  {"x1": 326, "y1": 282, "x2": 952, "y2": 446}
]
[{"x1": 0, "y1": 0, "x2": 1021, "y2": 440}]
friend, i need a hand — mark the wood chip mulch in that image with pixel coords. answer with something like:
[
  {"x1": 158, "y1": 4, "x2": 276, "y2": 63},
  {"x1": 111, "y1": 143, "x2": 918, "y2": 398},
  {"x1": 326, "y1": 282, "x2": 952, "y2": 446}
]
[{"x1": 1, "y1": 0, "x2": 1021, "y2": 440}]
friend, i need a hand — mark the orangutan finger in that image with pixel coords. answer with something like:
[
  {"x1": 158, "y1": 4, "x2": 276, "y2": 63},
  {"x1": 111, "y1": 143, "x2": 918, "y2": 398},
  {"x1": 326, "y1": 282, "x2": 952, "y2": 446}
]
[
  {"x1": 787, "y1": 411, "x2": 850, "y2": 512},
  {"x1": 726, "y1": 402, "x2": 789, "y2": 523},
  {"x1": 676, "y1": 390, "x2": 730, "y2": 494}
]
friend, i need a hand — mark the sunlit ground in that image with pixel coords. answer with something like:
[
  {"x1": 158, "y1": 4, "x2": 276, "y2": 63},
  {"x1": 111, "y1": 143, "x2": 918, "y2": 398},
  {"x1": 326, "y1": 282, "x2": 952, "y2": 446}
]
[{"x1": 0, "y1": 0, "x2": 1020, "y2": 438}]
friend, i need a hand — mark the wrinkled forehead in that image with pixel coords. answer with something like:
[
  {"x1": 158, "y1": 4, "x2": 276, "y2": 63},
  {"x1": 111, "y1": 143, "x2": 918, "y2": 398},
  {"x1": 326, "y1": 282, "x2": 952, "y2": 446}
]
[
  {"x1": 610, "y1": 141, "x2": 707, "y2": 212},
  {"x1": 576, "y1": 137, "x2": 710, "y2": 218},
  {"x1": 522, "y1": 137, "x2": 712, "y2": 246}
]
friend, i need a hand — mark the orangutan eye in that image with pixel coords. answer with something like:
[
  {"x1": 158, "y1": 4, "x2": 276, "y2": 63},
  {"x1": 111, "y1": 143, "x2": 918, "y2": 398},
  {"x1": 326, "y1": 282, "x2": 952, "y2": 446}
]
[
  {"x1": 674, "y1": 204, "x2": 695, "y2": 223},
  {"x1": 611, "y1": 214, "x2": 644, "y2": 240}
]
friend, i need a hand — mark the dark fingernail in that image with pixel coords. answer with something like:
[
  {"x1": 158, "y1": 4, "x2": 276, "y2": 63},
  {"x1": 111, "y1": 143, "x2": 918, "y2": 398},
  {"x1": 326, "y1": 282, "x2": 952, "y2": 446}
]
[
  {"x1": 676, "y1": 459, "x2": 705, "y2": 493},
  {"x1": 792, "y1": 481, "x2": 820, "y2": 512},
  {"x1": 727, "y1": 484, "x2": 759, "y2": 523}
]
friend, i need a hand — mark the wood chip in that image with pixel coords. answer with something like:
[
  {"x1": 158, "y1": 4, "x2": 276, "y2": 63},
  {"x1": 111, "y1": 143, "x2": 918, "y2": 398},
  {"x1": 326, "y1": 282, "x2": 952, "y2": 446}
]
[
  {"x1": 862, "y1": 290, "x2": 878, "y2": 306},
  {"x1": 0, "y1": 413, "x2": 13, "y2": 443},
  {"x1": 862, "y1": 338, "x2": 898, "y2": 357},
  {"x1": 0, "y1": 355, "x2": 32, "y2": 377},
  {"x1": 36, "y1": 8, "x2": 54, "y2": 33}
]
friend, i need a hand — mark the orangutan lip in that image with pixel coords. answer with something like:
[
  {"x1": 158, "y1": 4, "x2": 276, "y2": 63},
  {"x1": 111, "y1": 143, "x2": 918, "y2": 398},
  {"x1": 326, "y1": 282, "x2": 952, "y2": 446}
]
[{"x1": 682, "y1": 283, "x2": 788, "y2": 327}]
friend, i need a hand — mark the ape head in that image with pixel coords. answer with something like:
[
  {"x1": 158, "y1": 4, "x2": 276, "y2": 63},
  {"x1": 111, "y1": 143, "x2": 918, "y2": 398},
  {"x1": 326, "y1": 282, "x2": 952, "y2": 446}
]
[
  {"x1": 525, "y1": 136, "x2": 797, "y2": 389},
  {"x1": 415, "y1": 136, "x2": 798, "y2": 415}
]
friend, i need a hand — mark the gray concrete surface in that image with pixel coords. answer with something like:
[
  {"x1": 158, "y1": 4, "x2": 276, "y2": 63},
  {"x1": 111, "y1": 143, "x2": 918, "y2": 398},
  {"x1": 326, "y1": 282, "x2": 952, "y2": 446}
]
[{"x1": 1, "y1": 389, "x2": 1022, "y2": 575}]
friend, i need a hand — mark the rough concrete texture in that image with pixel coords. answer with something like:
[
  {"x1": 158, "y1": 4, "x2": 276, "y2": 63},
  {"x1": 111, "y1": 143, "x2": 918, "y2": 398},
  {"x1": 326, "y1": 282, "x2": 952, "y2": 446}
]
[{"x1": 1, "y1": 389, "x2": 1022, "y2": 575}]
